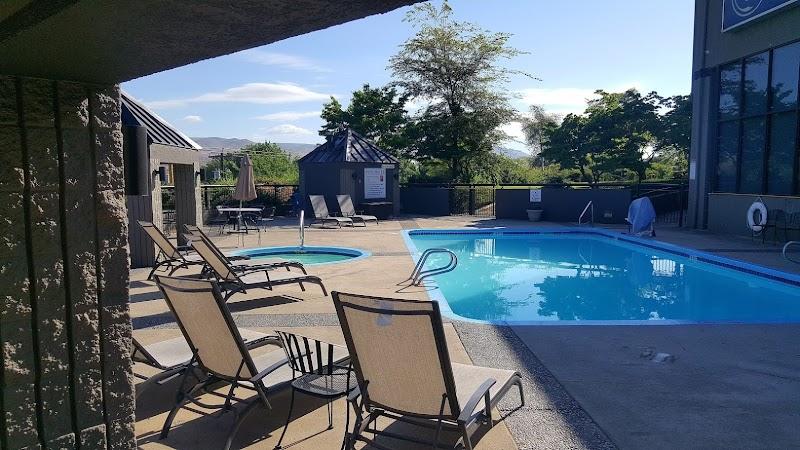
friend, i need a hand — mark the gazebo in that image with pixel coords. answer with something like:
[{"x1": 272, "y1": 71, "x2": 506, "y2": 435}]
[{"x1": 298, "y1": 127, "x2": 400, "y2": 218}]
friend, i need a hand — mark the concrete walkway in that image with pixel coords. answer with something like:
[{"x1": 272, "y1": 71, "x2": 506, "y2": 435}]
[{"x1": 132, "y1": 215, "x2": 800, "y2": 449}]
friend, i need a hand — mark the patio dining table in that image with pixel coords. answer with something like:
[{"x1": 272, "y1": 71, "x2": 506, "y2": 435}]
[{"x1": 217, "y1": 207, "x2": 263, "y2": 233}]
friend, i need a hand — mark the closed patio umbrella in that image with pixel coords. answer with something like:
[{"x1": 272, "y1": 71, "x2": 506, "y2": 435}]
[{"x1": 232, "y1": 154, "x2": 257, "y2": 231}]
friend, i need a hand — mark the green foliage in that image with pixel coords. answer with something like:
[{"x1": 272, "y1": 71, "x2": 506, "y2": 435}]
[
  {"x1": 320, "y1": 84, "x2": 411, "y2": 156},
  {"x1": 202, "y1": 141, "x2": 299, "y2": 185},
  {"x1": 539, "y1": 89, "x2": 690, "y2": 184},
  {"x1": 390, "y1": 1, "x2": 528, "y2": 182}
]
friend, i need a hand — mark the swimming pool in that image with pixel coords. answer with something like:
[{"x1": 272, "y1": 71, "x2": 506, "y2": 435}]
[
  {"x1": 404, "y1": 229, "x2": 800, "y2": 325},
  {"x1": 235, "y1": 246, "x2": 369, "y2": 265}
]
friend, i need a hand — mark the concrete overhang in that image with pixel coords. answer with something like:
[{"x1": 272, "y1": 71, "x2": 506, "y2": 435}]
[{"x1": 0, "y1": 0, "x2": 417, "y2": 84}]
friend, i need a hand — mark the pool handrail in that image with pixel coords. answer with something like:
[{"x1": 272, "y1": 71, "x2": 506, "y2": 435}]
[{"x1": 399, "y1": 248, "x2": 458, "y2": 286}]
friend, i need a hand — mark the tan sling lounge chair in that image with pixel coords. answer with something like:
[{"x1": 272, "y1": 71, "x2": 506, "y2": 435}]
[
  {"x1": 184, "y1": 224, "x2": 307, "y2": 276},
  {"x1": 186, "y1": 234, "x2": 327, "y2": 300},
  {"x1": 132, "y1": 329, "x2": 273, "y2": 400},
  {"x1": 309, "y1": 195, "x2": 353, "y2": 228},
  {"x1": 138, "y1": 220, "x2": 249, "y2": 280},
  {"x1": 337, "y1": 195, "x2": 378, "y2": 226},
  {"x1": 154, "y1": 275, "x2": 296, "y2": 450},
  {"x1": 332, "y1": 292, "x2": 524, "y2": 450}
]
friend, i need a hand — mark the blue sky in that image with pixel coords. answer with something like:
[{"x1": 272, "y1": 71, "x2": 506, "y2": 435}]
[{"x1": 122, "y1": 0, "x2": 695, "y2": 152}]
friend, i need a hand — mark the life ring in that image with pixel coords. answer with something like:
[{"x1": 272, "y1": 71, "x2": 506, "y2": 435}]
[{"x1": 747, "y1": 201, "x2": 768, "y2": 232}]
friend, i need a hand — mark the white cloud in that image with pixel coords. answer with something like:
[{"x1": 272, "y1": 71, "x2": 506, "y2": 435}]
[
  {"x1": 182, "y1": 115, "x2": 203, "y2": 123},
  {"x1": 265, "y1": 124, "x2": 314, "y2": 135},
  {"x1": 500, "y1": 121, "x2": 525, "y2": 142},
  {"x1": 517, "y1": 83, "x2": 646, "y2": 116},
  {"x1": 239, "y1": 50, "x2": 331, "y2": 72},
  {"x1": 145, "y1": 82, "x2": 332, "y2": 109},
  {"x1": 255, "y1": 111, "x2": 320, "y2": 121}
]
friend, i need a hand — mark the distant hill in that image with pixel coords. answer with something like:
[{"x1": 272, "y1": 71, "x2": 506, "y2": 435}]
[
  {"x1": 191, "y1": 137, "x2": 319, "y2": 161},
  {"x1": 191, "y1": 137, "x2": 255, "y2": 150},
  {"x1": 494, "y1": 146, "x2": 530, "y2": 160}
]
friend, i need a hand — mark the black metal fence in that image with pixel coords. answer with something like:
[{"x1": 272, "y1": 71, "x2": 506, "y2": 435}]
[
  {"x1": 401, "y1": 180, "x2": 688, "y2": 224},
  {"x1": 161, "y1": 184, "x2": 299, "y2": 218}
]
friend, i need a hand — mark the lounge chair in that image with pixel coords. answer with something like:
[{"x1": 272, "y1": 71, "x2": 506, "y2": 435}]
[
  {"x1": 336, "y1": 195, "x2": 378, "y2": 226},
  {"x1": 132, "y1": 329, "x2": 273, "y2": 400},
  {"x1": 185, "y1": 234, "x2": 327, "y2": 300},
  {"x1": 153, "y1": 275, "x2": 295, "y2": 450},
  {"x1": 138, "y1": 220, "x2": 209, "y2": 280},
  {"x1": 184, "y1": 224, "x2": 307, "y2": 276},
  {"x1": 332, "y1": 292, "x2": 525, "y2": 450},
  {"x1": 309, "y1": 195, "x2": 353, "y2": 228}
]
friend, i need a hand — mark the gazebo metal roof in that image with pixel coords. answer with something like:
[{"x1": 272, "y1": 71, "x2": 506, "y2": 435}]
[
  {"x1": 299, "y1": 128, "x2": 399, "y2": 164},
  {"x1": 121, "y1": 92, "x2": 202, "y2": 150}
]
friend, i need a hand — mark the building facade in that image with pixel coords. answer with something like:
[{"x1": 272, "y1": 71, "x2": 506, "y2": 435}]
[{"x1": 690, "y1": 0, "x2": 800, "y2": 235}]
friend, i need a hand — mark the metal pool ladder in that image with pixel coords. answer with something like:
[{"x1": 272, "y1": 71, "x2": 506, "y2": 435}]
[
  {"x1": 399, "y1": 248, "x2": 458, "y2": 286},
  {"x1": 579, "y1": 201, "x2": 594, "y2": 227}
]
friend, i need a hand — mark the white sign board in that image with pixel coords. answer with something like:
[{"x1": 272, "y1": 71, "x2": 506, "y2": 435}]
[
  {"x1": 529, "y1": 189, "x2": 542, "y2": 203},
  {"x1": 364, "y1": 167, "x2": 386, "y2": 199}
]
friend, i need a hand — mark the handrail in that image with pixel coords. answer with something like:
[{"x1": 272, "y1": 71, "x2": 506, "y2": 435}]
[
  {"x1": 299, "y1": 210, "x2": 305, "y2": 249},
  {"x1": 783, "y1": 241, "x2": 800, "y2": 264},
  {"x1": 579, "y1": 201, "x2": 594, "y2": 227},
  {"x1": 398, "y1": 248, "x2": 458, "y2": 286}
]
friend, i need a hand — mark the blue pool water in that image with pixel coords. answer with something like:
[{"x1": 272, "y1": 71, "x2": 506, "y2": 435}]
[
  {"x1": 405, "y1": 230, "x2": 800, "y2": 324},
  {"x1": 235, "y1": 246, "x2": 369, "y2": 265}
]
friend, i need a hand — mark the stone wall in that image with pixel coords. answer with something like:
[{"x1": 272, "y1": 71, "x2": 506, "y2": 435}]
[{"x1": 0, "y1": 76, "x2": 135, "y2": 448}]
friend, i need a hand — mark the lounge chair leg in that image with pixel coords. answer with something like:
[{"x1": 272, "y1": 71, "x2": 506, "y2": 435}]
[
  {"x1": 460, "y1": 424, "x2": 473, "y2": 450},
  {"x1": 274, "y1": 387, "x2": 297, "y2": 449},
  {"x1": 516, "y1": 376, "x2": 525, "y2": 406},
  {"x1": 224, "y1": 397, "x2": 263, "y2": 450}
]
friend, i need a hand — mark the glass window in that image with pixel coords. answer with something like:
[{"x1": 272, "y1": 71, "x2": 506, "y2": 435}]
[
  {"x1": 739, "y1": 118, "x2": 766, "y2": 194},
  {"x1": 743, "y1": 53, "x2": 769, "y2": 115},
  {"x1": 719, "y1": 63, "x2": 741, "y2": 119},
  {"x1": 768, "y1": 112, "x2": 797, "y2": 195},
  {"x1": 717, "y1": 121, "x2": 739, "y2": 192},
  {"x1": 771, "y1": 42, "x2": 800, "y2": 111}
]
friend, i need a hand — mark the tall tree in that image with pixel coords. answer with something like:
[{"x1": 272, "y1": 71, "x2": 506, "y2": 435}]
[
  {"x1": 521, "y1": 104, "x2": 560, "y2": 167},
  {"x1": 319, "y1": 84, "x2": 410, "y2": 156},
  {"x1": 389, "y1": 1, "x2": 528, "y2": 182}
]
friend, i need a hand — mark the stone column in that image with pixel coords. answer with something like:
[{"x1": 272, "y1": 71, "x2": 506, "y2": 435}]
[{"x1": 0, "y1": 76, "x2": 135, "y2": 449}]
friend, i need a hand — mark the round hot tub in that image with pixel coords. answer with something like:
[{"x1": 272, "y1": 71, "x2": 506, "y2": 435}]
[{"x1": 234, "y1": 246, "x2": 369, "y2": 265}]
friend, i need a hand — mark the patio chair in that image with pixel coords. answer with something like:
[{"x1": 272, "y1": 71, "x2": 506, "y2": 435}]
[
  {"x1": 336, "y1": 195, "x2": 378, "y2": 226},
  {"x1": 185, "y1": 234, "x2": 327, "y2": 300},
  {"x1": 184, "y1": 224, "x2": 307, "y2": 276},
  {"x1": 132, "y1": 329, "x2": 274, "y2": 400},
  {"x1": 153, "y1": 275, "x2": 295, "y2": 450},
  {"x1": 272, "y1": 330, "x2": 354, "y2": 449},
  {"x1": 309, "y1": 195, "x2": 353, "y2": 228},
  {"x1": 138, "y1": 220, "x2": 207, "y2": 280},
  {"x1": 332, "y1": 291, "x2": 525, "y2": 450}
]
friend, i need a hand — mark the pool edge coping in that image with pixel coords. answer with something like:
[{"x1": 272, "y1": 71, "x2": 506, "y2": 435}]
[{"x1": 233, "y1": 245, "x2": 372, "y2": 266}]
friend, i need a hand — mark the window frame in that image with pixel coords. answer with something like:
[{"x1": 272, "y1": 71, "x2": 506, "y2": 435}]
[{"x1": 715, "y1": 39, "x2": 800, "y2": 196}]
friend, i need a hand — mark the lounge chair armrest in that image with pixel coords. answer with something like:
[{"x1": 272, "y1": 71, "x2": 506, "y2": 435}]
[
  {"x1": 457, "y1": 378, "x2": 496, "y2": 425},
  {"x1": 347, "y1": 385, "x2": 361, "y2": 402}
]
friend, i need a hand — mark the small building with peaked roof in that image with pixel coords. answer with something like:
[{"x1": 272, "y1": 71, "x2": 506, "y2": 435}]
[
  {"x1": 121, "y1": 91, "x2": 203, "y2": 268},
  {"x1": 298, "y1": 127, "x2": 400, "y2": 217}
]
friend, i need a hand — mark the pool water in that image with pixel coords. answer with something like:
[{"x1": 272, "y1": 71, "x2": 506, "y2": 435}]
[
  {"x1": 236, "y1": 246, "x2": 367, "y2": 265},
  {"x1": 407, "y1": 231, "x2": 800, "y2": 324}
]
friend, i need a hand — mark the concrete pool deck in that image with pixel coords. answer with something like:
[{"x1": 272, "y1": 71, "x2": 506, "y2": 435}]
[{"x1": 132, "y1": 216, "x2": 800, "y2": 448}]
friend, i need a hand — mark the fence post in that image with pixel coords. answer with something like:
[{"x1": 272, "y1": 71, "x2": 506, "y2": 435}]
[
  {"x1": 469, "y1": 185, "x2": 476, "y2": 215},
  {"x1": 678, "y1": 183, "x2": 685, "y2": 227}
]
